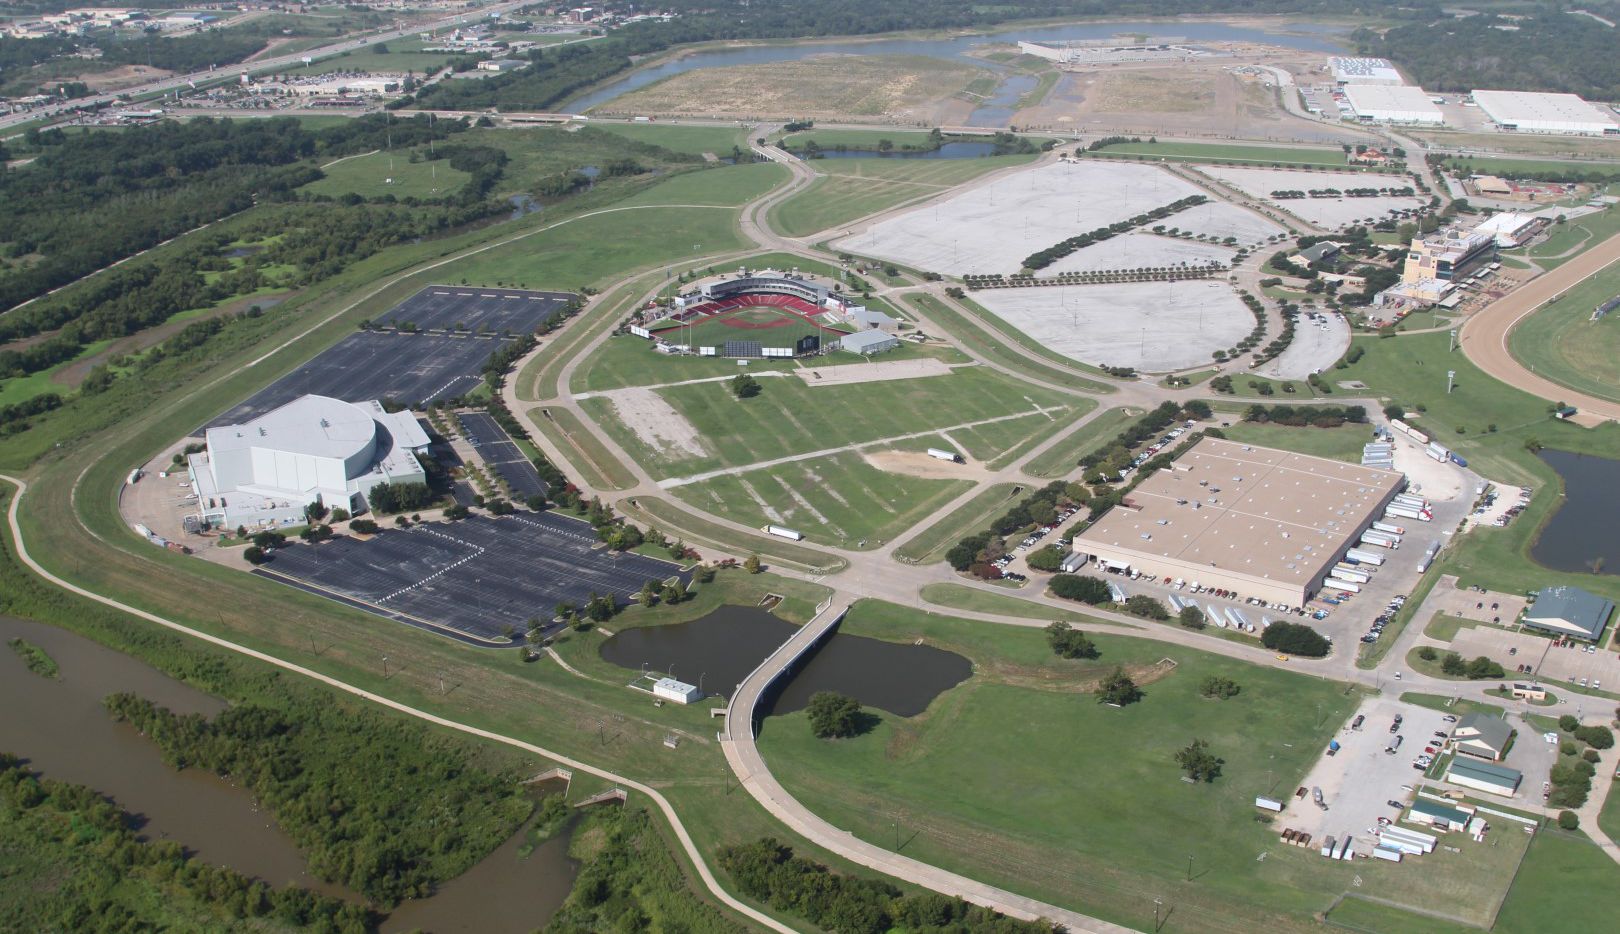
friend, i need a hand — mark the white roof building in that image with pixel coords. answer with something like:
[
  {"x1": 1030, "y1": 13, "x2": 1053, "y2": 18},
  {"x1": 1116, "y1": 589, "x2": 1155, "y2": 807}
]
[
  {"x1": 1329, "y1": 57, "x2": 1404, "y2": 85},
  {"x1": 839, "y1": 330, "x2": 899, "y2": 355},
  {"x1": 188, "y1": 395, "x2": 431, "y2": 529},
  {"x1": 1342, "y1": 85, "x2": 1444, "y2": 124},
  {"x1": 1472, "y1": 90, "x2": 1620, "y2": 136},
  {"x1": 1471, "y1": 212, "x2": 1541, "y2": 247}
]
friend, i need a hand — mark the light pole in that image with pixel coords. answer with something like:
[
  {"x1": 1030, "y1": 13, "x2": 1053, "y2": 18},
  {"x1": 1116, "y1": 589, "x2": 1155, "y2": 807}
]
[
  {"x1": 1154, "y1": 898, "x2": 1163, "y2": 932},
  {"x1": 1447, "y1": 369, "x2": 1456, "y2": 394},
  {"x1": 1186, "y1": 854, "x2": 1194, "y2": 882}
]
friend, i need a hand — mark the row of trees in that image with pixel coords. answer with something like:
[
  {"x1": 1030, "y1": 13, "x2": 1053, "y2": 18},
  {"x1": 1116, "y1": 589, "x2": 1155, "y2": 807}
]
[
  {"x1": 1020, "y1": 196, "x2": 1207, "y2": 271},
  {"x1": 1241, "y1": 403, "x2": 1367, "y2": 428}
]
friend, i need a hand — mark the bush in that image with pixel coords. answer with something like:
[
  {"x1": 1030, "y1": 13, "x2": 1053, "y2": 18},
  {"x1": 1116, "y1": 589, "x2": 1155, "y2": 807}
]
[
  {"x1": 1045, "y1": 622, "x2": 1098, "y2": 659},
  {"x1": 1098, "y1": 667, "x2": 1141, "y2": 706},
  {"x1": 1261, "y1": 621, "x2": 1330, "y2": 657},
  {"x1": 1575, "y1": 725, "x2": 1614, "y2": 749},
  {"x1": 1418, "y1": 646, "x2": 1437, "y2": 661},
  {"x1": 1199, "y1": 676, "x2": 1241, "y2": 699},
  {"x1": 806, "y1": 692, "x2": 864, "y2": 739},
  {"x1": 1025, "y1": 544, "x2": 1067, "y2": 572},
  {"x1": 243, "y1": 545, "x2": 266, "y2": 564},
  {"x1": 1122, "y1": 595, "x2": 1169, "y2": 620},
  {"x1": 1049, "y1": 574, "x2": 1110, "y2": 605},
  {"x1": 1558, "y1": 810, "x2": 1580, "y2": 831},
  {"x1": 1583, "y1": 748, "x2": 1601, "y2": 763},
  {"x1": 1179, "y1": 605, "x2": 1205, "y2": 629},
  {"x1": 348, "y1": 518, "x2": 379, "y2": 534},
  {"x1": 1559, "y1": 714, "x2": 1580, "y2": 732}
]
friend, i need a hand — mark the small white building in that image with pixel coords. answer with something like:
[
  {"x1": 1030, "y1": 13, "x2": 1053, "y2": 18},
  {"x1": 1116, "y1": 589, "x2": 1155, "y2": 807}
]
[
  {"x1": 839, "y1": 330, "x2": 899, "y2": 355},
  {"x1": 652, "y1": 677, "x2": 702, "y2": 704},
  {"x1": 188, "y1": 395, "x2": 431, "y2": 529}
]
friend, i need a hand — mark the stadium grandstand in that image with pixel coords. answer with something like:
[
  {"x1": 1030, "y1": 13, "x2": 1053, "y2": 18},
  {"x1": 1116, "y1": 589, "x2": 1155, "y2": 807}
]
[{"x1": 630, "y1": 270, "x2": 869, "y2": 358}]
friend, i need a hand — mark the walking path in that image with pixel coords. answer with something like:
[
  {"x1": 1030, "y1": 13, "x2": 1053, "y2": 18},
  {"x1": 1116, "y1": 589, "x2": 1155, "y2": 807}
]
[{"x1": 0, "y1": 473, "x2": 798, "y2": 934}]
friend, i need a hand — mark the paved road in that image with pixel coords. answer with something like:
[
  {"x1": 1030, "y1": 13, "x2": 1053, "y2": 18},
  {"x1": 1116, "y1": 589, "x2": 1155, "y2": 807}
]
[
  {"x1": 1458, "y1": 229, "x2": 1620, "y2": 420},
  {"x1": 0, "y1": 474, "x2": 796, "y2": 934}
]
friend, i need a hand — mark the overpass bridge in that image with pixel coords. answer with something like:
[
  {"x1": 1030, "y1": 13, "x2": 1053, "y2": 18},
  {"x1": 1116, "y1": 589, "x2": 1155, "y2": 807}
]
[{"x1": 718, "y1": 597, "x2": 1134, "y2": 934}]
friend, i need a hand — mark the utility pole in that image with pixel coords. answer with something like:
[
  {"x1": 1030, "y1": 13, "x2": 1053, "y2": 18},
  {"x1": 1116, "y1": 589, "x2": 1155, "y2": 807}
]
[{"x1": 1447, "y1": 369, "x2": 1456, "y2": 394}]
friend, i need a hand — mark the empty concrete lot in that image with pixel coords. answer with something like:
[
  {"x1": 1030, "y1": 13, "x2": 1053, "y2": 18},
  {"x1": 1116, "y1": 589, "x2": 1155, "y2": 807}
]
[
  {"x1": 258, "y1": 513, "x2": 688, "y2": 642},
  {"x1": 833, "y1": 161, "x2": 1205, "y2": 275},
  {"x1": 374, "y1": 286, "x2": 576, "y2": 334},
  {"x1": 1195, "y1": 165, "x2": 1425, "y2": 229},
  {"x1": 1042, "y1": 233, "x2": 1233, "y2": 275},
  {"x1": 1450, "y1": 626, "x2": 1620, "y2": 694},
  {"x1": 973, "y1": 279, "x2": 1254, "y2": 371}
]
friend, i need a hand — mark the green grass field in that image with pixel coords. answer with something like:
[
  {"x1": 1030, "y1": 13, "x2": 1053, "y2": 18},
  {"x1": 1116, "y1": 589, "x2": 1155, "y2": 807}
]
[
  {"x1": 617, "y1": 162, "x2": 787, "y2": 207},
  {"x1": 771, "y1": 154, "x2": 1037, "y2": 238},
  {"x1": 1217, "y1": 421, "x2": 1373, "y2": 463},
  {"x1": 528, "y1": 405, "x2": 637, "y2": 491},
  {"x1": 1091, "y1": 141, "x2": 1355, "y2": 169},
  {"x1": 1493, "y1": 830, "x2": 1620, "y2": 934},
  {"x1": 582, "y1": 365, "x2": 1076, "y2": 480},
  {"x1": 1022, "y1": 407, "x2": 1139, "y2": 479},
  {"x1": 893, "y1": 483, "x2": 1023, "y2": 564},
  {"x1": 917, "y1": 582, "x2": 1108, "y2": 625},
  {"x1": 647, "y1": 303, "x2": 851, "y2": 352},
  {"x1": 302, "y1": 149, "x2": 471, "y2": 200},
  {"x1": 754, "y1": 601, "x2": 1533, "y2": 932},
  {"x1": 1506, "y1": 264, "x2": 1620, "y2": 403},
  {"x1": 589, "y1": 123, "x2": 749, "y2": 156},
  {"x1": 1445, "y1": 156, "x2": 1620, "y2": 180},
  {"x1": 778, "y1": 129, "x2": 937, "y2": 151},
  {"x1": 1518, "y1": 205, "x2": 1620, "y2": 270},
  {"x1": 274, "y1": 38, "x2": 458, "y2": 77},
  {"x1": 670, "y1": 450, "x2": 971, "y2": 548}
]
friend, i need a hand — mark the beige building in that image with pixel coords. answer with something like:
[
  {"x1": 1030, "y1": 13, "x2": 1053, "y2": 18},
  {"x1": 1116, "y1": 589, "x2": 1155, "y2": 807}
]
[
  {"x1": 1403, "y1": 227, "x2": 1496, "y2": 285},
  {"x1": 1071, "y1": 438, "x2": 1404, "y2": 606}
]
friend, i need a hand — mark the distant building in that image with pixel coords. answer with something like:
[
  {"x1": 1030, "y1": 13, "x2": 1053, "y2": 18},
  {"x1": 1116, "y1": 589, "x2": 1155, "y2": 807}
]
[
  {"x1": 1342, "y1": 84, "x2": 1444, "y2": 124},
  {"x1": 476, "y1": 59, "x2": 528, "y2": 72},
  {"x1": 1445, "y1": 758, "x2": 1522, "y2": 797},
  {"x1": 1290, "y1": 241, "x2": 1341, "y2": 268},
  {"x1": 1328, "y1": 57, "x2": 1404, "y2": 85},
  {"x1": 1408, "y1": 798, "x2": 1472, "y2": 831},
  {"x1": 844, "y1": 305, "x2": 899, "y2": 330},
  {"x1": 1471, "y1": 212, "x2": 1542, "y2": 247},
  {"x1": 188, "y1": 395, "x2": 430, "y2": 530},
  {"x1": 1471, "y1": 90, "x2": 1620, "y2": 136},
  {"x1": 839, "y1": 330, "x2": 899, "y2": 355},
  {"x1": 1522, "y1": 585, "x2": 1613, "y2": 641},
  {"x1": 1508, "y1": 682, "x2": 1547, "y2": 701},
  {"x1": 1403, "y1": 227, "x2": 1495, "y2": 283},
  {"x1": 1452, "y1": 712, "x2": 1514, "y2": 762}
]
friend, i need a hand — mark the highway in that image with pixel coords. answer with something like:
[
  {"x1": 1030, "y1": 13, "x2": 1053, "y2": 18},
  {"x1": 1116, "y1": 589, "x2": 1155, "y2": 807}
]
[{"x1": 0, "y1": 0, "x2": 537, "y2": 131}]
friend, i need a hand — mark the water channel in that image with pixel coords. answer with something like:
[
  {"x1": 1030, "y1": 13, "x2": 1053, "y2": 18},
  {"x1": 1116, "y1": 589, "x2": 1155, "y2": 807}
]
[
  {"x1": 1531, "y1": 449, "x2": 1620, "y2": 575},
  {"x1": 564, "y1": 21, "x2": 1347, "y2": 117},
  {"x1": 0, "y1": 616, "x2": 578, "y2": 933},
  {"x1": 598, "y1": 605, "x2": 972, "y2": 717}
]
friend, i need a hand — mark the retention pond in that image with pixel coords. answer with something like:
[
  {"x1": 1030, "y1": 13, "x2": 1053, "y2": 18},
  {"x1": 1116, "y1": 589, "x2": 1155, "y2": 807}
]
[{"x1": 1532, "y1": 449, "x2": 1620, "y2": 575}]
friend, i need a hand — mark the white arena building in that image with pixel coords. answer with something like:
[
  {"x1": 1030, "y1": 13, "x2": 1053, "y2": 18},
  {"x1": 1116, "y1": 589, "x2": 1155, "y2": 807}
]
[
  {"x1": 188, "y1": 394, "x2": 431, "y2": 529},
  {"x1": 1328, "y1": 57, "x2": 1404, "y2": 85},
  {"x1": 1342, "y1": 84, "x2": 1444, "y2": 125},
  {"x1": 1471, "y1": 90, "x2": 1620, "y2": 136}
]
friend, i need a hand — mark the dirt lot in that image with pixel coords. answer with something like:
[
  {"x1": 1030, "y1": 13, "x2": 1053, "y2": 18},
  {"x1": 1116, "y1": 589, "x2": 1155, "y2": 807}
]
[
  {"x1": 602, "y1": 388, "x2": 708, "y2": 459},
  {"x1": 605, "y1": 54, "x2": 986, "y2": 122},
  {"x1": 794, "y1": 356, "x2": 951, "y2": 387},
  {"x1": 862, "y1": 449, "x2": 987, "y2": 480}
]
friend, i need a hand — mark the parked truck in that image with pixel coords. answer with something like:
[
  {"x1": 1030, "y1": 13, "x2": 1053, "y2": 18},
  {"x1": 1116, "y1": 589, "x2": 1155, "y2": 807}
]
[
  {"x1": 1386, "y1": 504, "x2": 1433, "y2": 522},
  {"x1": 926, "y1": 447, "x2": 965, "y2": 464},
  {"x1": 1393, "y1": 493, "x2": 1429, "y2": 510},
  {"x1": 1325, "y1": 579, "x2": 1362, "y2": 593},
  {"x1": 1059, "y1": 551, "x2": 1089, "y2": 573},
  {"x1": 1426, "y1": 441, "x2": 1451, "y2": 462},
  {"x1": 1345, "y1": 548, "x2": 1387, "y2": 566},
  {"x1": 765, "y1": 524, "x2": 805, "y2": 541},
  {"x1": 1372, "y1": 521, "x2": 1406, "y2": 535},
  {"x1": 1390, "y1": 418, "x2": 1430, "y2": 444},
  {"x1": 1331, "y1": 565, "x2": 1371, "y2": 584},
  {"x1": 1360, "y1": 532, "x2": 1400, "y2": 549},
  {"x1": 1449, "y1": 451, "x2": 1468, "y2": 467}
]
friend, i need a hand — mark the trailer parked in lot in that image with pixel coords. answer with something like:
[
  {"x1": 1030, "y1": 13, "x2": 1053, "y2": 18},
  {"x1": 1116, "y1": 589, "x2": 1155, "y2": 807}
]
[
  {"x1": 1346, "y1": 548, "x2": 1386, "y2": 566},
  {"x1": 1393, "y1": 493, "x2": 1429, "y2": 510},
  {"x1": 1372, "y1": 846, "x2": 1403, "y2": 863},
  {"x1": 926, "y1": 447, "x2": 965, "y2": 464},
  {"x1": 1331, "y1": 565, "x2": 1371, "y2": 583},
  {"x1": 1325, "y1": 579, "x2": 1362, "y2": 593},
  {"x1": 1360, "y1": 532, "x2": 1400, "y2": 549},
  {"x1": 1426, "y1": 441, "x2": 1450, "y2": 462},
  {"x1": 1059, "y1": 551, "x2": 1089, "y2": 572},
  {"x1": 765, "y1": 524, "x2": 804, "y2": 541},
  {"x1": 1386, "y1": 504, "x2": 1432, "y2": 522},
  {"x1": 1372, "y1": 521, "x2": 1405, "y2": 535}
]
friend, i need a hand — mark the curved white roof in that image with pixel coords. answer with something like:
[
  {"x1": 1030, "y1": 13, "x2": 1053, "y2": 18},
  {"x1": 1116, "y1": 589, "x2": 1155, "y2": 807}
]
[{"x1": 206, "y1": 394, "x2": 378, "y2": 462}]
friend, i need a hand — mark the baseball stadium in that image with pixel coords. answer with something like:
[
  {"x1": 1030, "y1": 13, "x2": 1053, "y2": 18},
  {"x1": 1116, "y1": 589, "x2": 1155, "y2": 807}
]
[{"x1": 632, "y1": 270, "x2": 883, "y2": 358}]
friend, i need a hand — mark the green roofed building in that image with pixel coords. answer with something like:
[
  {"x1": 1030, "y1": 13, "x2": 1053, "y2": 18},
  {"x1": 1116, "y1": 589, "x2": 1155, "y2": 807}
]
[
  {"x1": 1409, "y1": 798, "x2": 1471, "y2": 831},
  {"x1": 1445, "y1": 758, "x2": 1522, "y2": 797},
  {"x1": 1522, "y1": 585, "x2": 1613, "y2": 642}
]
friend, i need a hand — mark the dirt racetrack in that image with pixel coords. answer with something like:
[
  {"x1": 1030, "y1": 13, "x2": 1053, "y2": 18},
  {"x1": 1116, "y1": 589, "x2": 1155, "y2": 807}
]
[{"x1": 1459, "y1": 230, "x2": 1620, "y2": 421}]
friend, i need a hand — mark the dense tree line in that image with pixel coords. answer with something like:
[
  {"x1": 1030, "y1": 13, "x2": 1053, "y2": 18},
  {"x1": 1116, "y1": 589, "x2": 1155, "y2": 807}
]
[
  {"x1": 1241, "y1": 403, "x2": 1366, "y2": 427},
  {"x1": 103, "y1": 692, "x2": 531, "y2": 905},
  {"x1": 93, "y1": 29, "x2": 268, "y2": 72},
  {"x1": 718, "y1": 836, "x2": 1056, "y2": 934},
  {"x1": 0, "y1": 391, "x2": 63, "y2": 437},
  {"x1": 1022, "y1": 196, "x2": 1207, "y2": 271},
  {"x1": 1260, "y1": 621, "x2": 1330, "y2": 657},
  {"x1": 1078, "y1": 399, "x2": 1210, "y2": 481},
  {"x1": 1360, "y1": 8, "x2": 1620, "y2": 100},
  {"x1": 0, "y1": 753, "x2": 372, "y2": 933}
]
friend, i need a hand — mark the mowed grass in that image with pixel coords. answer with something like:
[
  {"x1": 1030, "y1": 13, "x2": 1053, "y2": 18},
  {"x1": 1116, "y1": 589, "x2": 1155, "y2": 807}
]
[
  {"x1": 617, "y1": 161, "x2": 787, "y2": 207},
  {"x1": 587, "y1": 122, "x2": 748, "y2": 155},
  {"x1": 901, "y1": 294, "x2": 1112, "y2": 393},
  {"x1": 302, "y1": 149, "x2": 471, "y2": 200},
  {"x1": 778, "y1": 129, "x2": 937, "y2": 150},
  {"x1": 584, "y1": 366, "x2": 1077, "y2": 480},
  {"x1": 1445, "y1": 156, "x2": 1620, "y2": 180},
  {"x1": 1507, "y1": 263, "x2": 1620, "y2": 403},
  {"x1": 893, "y1": 482, "x2": 1023, "y2": 564},
  {"x1": 1217, "y1": 421, "x2": 1373, "y2": 463},
  {"x1": 1092, "y1": 141, "x2": 1353, "y2": 168},
  {"x1": 670, "y1": 450, "x2": 971, "y2": 548},
  {"x1": 1520, "y1": 204, "x2": 1620, "y2": 269},
  {"x1": 771, "y1": 153, "x2": 1037, "y2": 238},
  {"x1": 1493, "y1": 830, "x2": 1620, "y2": 934},
  {"x1": 1022, "y1": 406, "x2": 1139, "y2": 479},
  {"x1": 917, "y1": 582, "x2": 1107, "y2": 625},
  {"x1": 754, "y1": 601, "x2": 1460, "y2": 932}
]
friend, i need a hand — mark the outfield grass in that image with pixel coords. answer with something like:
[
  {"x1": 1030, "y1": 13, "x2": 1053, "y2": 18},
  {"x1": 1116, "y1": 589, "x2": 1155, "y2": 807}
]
[
  {"x1": 1091, "y1": 141, "x2": 1353, "y2": 168},
  {"x1": 302, "y1": 148, "x2": 471, "y2": 200},
  {"x1": 1021, "y1": 407, "x2": 1139, "y2": 479},
  {"x1": 771, "y1": 154, "x2": 1037, "y2": 238},
  {"x1": 589, "y1": 123, "x2": 749, "y2": 156},
  {"x1": 893, "y1": 483, "x2": 1022, "y2": 564},
  {"x1": 670, "y1": 450, "x2": 970, "y2": 549},
  {"x1": 901, "y1": 294, "x2": 1113, "y2": 393},
  {"x1": 1217, "y1": 421, "x2": 1373, "y2": 463},
  {"x1": 1506, "y1": 263, "x2": 1620, "y2": 404},
  {"x1": 574, "y1": 335, "x2": 952, "y2": 393},
  {"x1": 583, "y1": 365, "x2": 1077, "y2": 480},
  {"x1": 755, "y1": 601, "x2": 1510, "y2": 933}
]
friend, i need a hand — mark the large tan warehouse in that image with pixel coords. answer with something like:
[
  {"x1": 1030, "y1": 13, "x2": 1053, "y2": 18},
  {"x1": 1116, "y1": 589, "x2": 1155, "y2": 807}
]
[{"x1": 1072, "y1": 438, "x2": 1404, "y2": 606}]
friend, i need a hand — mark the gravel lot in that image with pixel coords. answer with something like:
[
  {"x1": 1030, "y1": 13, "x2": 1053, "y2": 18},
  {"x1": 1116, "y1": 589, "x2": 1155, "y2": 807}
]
[
  {"x1": 1042, "y1": 233, "x2": 1233, "y2": 275},
  {"x1": 1196, "y1": 165, "x2": 1425, "y2": 230}
]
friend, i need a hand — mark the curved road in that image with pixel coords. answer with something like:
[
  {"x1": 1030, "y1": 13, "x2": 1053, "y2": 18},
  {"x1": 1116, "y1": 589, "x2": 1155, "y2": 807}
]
[{"x1": 1458, "y1": 229, "x2": 1620, "y2": 420}]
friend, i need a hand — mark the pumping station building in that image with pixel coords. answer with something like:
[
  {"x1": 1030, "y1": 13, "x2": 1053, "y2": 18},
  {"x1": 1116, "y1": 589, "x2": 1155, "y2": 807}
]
[{"x1": 1071, "y1": 438, "x2": 1404, "y2": 606}]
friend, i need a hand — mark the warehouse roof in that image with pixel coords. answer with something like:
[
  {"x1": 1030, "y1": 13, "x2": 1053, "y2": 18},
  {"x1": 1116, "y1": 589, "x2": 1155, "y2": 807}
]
[
  {"x1": 1471, "y1": 90, "x2": 1619, "y2": 130},
  {"x1": 1524, "y1": 585, "x2": 1613, "y2": 640},
  {"x1": 1329, "y1": 57, "x2": 1403, "y2": 84},
  {"x1": 1410, "y1": 798, "x2": 1471, "y2": 826},
  {"x1": 1072, "y1": 437, "x2": 1403, "y2": 590},
  {"x1": 1342, "y1": 84, "x2": 1444, "y2": 121},
  {"x1": 1454, "y1": 712, "x2": 1513, "y2": 753}
]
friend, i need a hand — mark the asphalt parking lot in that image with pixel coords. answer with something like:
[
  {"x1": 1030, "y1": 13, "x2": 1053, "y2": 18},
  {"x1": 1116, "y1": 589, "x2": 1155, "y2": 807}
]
[
  {"x1": 210, "y1": 331, "x2": 505, "y2": 427},
  {"x1": 1282, "y1": 696, "x2": 1456, "y2": 855},
  {"x1": 258, "y1": 513, "x2": 688, "y2": 643},
  {"x1": 457, "y1": 411, "x2": 548, "y2": 500},
  {"x1": 375, "y1": 286, "x2": 575, "y2": 335},
  {"x1": 1451, "y1": 626, "x2": 1620, "y2": 696},
  {"x1": 206, "y1": 287, "x2": 575, "y2": 428}
]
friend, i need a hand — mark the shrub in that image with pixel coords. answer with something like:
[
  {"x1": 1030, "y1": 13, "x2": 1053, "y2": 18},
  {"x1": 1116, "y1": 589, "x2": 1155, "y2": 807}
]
[
  {"x1": 1199, "y1": 676, "x2": 1241, "y2": 699},
  {"x1": 348, "y1": 518, "x2": 379, "y2": 534},
  {"x1": 243, "y1": 546, "x2": 266, "y2": 565},
  {"x1": 1178, "y1": 605, "x2": 1206, "y2": 629},
  {"x1": 1122, "y1": 595, "x2": 1169, "y2": 621},
  {"x1": 1560, "y1": 714, "x2": 1580, "y2": 732},
  {"x1": 1049, "y1": 574, "x2": 1110, "y2": 605},
  {"x1": 1045, "y1": 622, "x2": 1099, "y2": 659},
  {"x1": 806, "y1": 692, "x2": 864, "y2": 739},
  {"x1": 1261, "y1": 622, "x2": 1330, "y2": 657},
  {"x1": 1574, "y1": 725, "x2": 1614, "y2": 749},
  {"x1": 1418, "y1": 646, "x2": 1437, "y2": 661},
  {"x1": 1098, "y1": 667, "x2": 1141, "y2": 706},
  {"x1": 1558, "y1": 810, "x2": 1580, "y2": 831}
]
